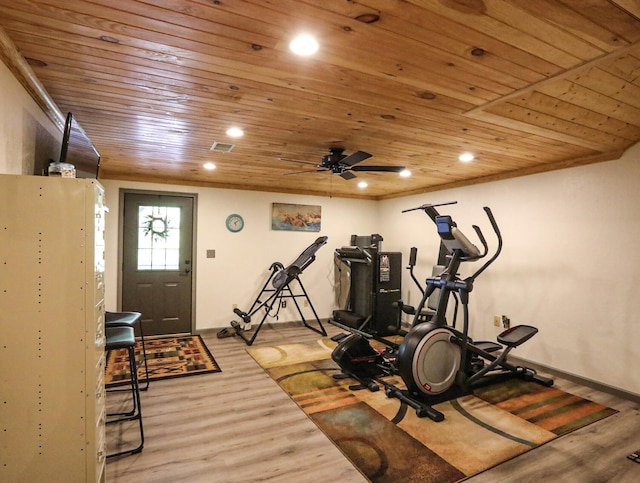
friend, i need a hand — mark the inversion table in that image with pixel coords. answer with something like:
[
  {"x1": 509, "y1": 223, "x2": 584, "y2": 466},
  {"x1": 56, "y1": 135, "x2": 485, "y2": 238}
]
[{"x1": 225, "y1": 236, "x2": 328, "y2": 345}]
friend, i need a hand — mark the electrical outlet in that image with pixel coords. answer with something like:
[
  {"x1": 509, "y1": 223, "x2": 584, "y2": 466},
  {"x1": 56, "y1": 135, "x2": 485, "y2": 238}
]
[
  {"x1": 281, "y1": 300, "x2": 286, "y2": 308},
  {"x1": 493, "y1": 315, "x2": 500, "y2": 327},
  {"x1": 501, "y1": 315, "x2": 510, "y2": 329}
]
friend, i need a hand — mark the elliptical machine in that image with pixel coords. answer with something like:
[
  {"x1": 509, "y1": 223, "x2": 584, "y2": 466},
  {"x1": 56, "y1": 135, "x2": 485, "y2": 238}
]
[{"x1": 330, "y1": 202, "x2": 553, "y2": 422}]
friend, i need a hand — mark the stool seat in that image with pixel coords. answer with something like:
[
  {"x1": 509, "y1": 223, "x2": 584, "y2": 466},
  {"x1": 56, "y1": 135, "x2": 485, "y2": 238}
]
[
  {"x1": 106, "y1": 311, "x2": 142, "y2": 325},
  {"x1": 105, "y1": 311, "x2": 149, "y2": 390},
  {"x1": 105, "y1": 326, "x2": 135, "y2": 350}
]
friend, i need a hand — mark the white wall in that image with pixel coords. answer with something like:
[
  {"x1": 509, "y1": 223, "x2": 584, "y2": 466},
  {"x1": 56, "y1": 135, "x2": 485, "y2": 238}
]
[
  {"x1": 0, "y1": 61, "x2": 61, "y2": 174},
  {"x1": 101, "y1": 179, "x2": 378, "y2": 331},
  {"x1": 380, "y1": 143, "x2": 640, "y2": 395}
]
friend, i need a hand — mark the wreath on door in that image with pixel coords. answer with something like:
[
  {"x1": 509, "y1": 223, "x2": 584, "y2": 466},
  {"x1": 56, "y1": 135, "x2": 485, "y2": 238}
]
[{"x1": 143, "y1": 214, "x2": 171, "y2": 241}]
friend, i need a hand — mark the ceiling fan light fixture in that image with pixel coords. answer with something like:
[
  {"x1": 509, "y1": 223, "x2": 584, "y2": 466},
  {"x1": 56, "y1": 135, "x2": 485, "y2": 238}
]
[
  {"x1": 289, "y1": 34, "x2": 319, "y2": 56},
  {"x1": 203, "y1": 162, "x2": 216, "y2": 170},
  {"x1": 400, "y1": 169, "x2": 411, "y2": 177},
  {"x1": 226, "y1": 127, "x2": 244, "y2": 137},
  {"x1": 459, "y1": 152, "x2": 475, "y2": 162},
  {"x1": 358, "y1": 180, "x2": 368, "y2": 188}
]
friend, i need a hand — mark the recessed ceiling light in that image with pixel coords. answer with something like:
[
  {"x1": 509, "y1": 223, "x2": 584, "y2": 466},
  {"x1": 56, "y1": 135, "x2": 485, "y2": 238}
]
[
  {"x1": 358, "y1": 180, "x2": 368, "y2": 189},
  {"x1": 203, "y1": 162, "x2": 216, "y2": 170},
  {"x1": 226, "y1": 127, "x2": 244, "y2": 138},
  {"x1": 289, "y1": 34, "x2": 319, "y2": 56},
  {"x1": 400, "y1": 169, "x2": 411, "y2": 178},
  {"x1": 459, "y1": 152, "x2": 475, "y2": 162}
]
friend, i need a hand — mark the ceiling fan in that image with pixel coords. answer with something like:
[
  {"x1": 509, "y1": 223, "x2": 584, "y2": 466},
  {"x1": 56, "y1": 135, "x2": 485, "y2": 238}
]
[{"x1": 280, "y1": 148, "x2": 406, "y2": 180}]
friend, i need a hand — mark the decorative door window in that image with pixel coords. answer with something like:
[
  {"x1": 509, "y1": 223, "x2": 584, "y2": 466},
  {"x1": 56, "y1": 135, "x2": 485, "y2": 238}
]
[{"x1": 137, "y1": 205, "x2": 181, "y2": 270}]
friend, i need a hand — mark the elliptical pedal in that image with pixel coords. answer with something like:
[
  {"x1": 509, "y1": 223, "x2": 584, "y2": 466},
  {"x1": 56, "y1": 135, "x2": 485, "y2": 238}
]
[
  {"x1": 497, "y1": 324, "x2": 538, "y2": 347},
  {"x1": 331, "y1": 333, "x2": 349, "y2": 342}
]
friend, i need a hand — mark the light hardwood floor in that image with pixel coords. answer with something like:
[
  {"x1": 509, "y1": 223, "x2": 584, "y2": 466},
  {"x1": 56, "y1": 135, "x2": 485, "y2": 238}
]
[{"x1": 106, "y1": 324, "x2": 640, "y2": 482}]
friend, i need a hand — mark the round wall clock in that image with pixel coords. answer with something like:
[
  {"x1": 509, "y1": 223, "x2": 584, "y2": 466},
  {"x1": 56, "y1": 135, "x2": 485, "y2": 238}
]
[{"x1": 225, "y1": 213, "x2": 244, "y2": 233}]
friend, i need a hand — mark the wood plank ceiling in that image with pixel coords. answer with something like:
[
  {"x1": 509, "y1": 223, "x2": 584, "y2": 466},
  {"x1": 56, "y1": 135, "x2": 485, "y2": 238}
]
[{"x1": 0, "y1": 0, "x2": 639, "y2": 199}]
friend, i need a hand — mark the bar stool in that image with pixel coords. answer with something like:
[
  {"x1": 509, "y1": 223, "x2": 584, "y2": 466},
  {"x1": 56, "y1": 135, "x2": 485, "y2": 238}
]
[
  {"x1": 105, "y1": 311, "x2": 149, "y2": 390},
  {"x1": 106, "y1": 325, "x2": 144, "y2": 458}
]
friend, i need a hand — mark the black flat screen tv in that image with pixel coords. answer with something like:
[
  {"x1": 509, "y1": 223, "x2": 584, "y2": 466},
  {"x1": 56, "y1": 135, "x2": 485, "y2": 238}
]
[{"x1": 58, "y1": 112, "x2": 101, "y2": 179}]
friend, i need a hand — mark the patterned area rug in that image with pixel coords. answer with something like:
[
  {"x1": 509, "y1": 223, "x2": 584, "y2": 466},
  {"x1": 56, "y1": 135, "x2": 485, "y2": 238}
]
[
  {"x1": 105, "y1": 334, "x2": 220, "y2": 386},
  {"x1": 248, "y1": 339, "x2": 617, "y2": 483},
  {"x1": 627, "y1": 450, "x2": 640, "y2": 463}
]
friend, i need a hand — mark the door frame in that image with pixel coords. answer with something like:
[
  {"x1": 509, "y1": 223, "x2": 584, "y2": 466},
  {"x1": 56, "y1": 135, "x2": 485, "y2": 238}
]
[{"x1": 116, "y1": 188, "x2": 198, "y2": 333}]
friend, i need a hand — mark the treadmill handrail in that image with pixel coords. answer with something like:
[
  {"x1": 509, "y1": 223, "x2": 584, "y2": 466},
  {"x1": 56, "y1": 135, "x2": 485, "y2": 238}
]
[{"x1": 335, "y1": 246, "x2": 372, "y2": 263}]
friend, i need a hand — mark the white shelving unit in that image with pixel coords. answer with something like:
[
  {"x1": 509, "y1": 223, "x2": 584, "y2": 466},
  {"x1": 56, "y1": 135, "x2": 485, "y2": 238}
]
[{"x1": 0, "y1": 174, "x2": 107, "y2": 482}]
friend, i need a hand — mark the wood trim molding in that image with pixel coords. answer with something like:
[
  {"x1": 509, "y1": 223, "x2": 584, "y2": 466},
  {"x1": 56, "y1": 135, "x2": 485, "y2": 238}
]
[
  {"x1": 466, "y1": 39, "x2": 640, "y2": 117},
  {"x1": 0, "y1": 25, "x2": 64, "y2": 131}
]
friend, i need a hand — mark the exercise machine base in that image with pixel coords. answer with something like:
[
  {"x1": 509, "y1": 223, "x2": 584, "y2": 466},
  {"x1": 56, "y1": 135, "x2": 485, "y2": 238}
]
[{"x1": 331, "y1": 332, "x2": 553, "y2": 423}]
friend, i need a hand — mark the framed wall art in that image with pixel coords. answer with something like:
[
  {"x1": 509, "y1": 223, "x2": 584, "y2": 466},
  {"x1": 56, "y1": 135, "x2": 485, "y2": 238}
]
[{"x1": 271, "y1": 202, "x2": 321, "y2": 232}]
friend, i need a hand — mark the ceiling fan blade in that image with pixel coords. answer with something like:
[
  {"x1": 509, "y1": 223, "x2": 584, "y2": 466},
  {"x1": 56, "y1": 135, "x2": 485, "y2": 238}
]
[
  {"x1": 341, "y1": 150, "x2": 372, "y2": 166},
  {"x1": 278, "y1": 157, "x2": 318, "y2": 166},
  {"x1": 283, "y1": 169, "x2": 327, "y2": 176},
  {"x1": 340, "y1": 170, "x2": 357, "y2": 180},
  {"x1": 350, "y1": 165, "x2": 406, "y2": 172}
]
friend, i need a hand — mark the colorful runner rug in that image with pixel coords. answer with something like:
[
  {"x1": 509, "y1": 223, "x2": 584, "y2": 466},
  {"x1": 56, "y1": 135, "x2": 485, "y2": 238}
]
[
  {"x1": 105, "y1": 334, "x2": 220, "y2": 386},
  {"x1": 248, "y1": 338, "x2": 617, "y2": 482},
  {"x1": 627, "y1": 449, "x2": 640, "y2": 463}
]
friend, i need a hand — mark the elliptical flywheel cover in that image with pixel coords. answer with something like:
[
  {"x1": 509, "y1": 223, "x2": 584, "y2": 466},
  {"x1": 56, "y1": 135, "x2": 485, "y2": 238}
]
[{"x1": 397, "y1": 322, "x2": 461, "y2": 395}]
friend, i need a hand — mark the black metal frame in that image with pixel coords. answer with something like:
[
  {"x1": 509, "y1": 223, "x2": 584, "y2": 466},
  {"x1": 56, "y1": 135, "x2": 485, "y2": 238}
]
[
  {"x1": 105, "y1": 326, "x2": 144, "y2": 458},
  {"x1": 229, "y1": 236, "x2": 328, "y2": 345}
]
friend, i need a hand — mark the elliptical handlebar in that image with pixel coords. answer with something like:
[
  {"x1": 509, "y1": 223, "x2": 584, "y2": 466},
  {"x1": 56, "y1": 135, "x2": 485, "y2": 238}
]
[
  {"x1": 407, "y1": 246, "x2": 425, "y2": 296},
  {"x1": 469, "y1": 207, "x2": 502, "y2": 281},
  {"x1": 471, "y1": 224, "x2": 488, "y2": 258}
]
